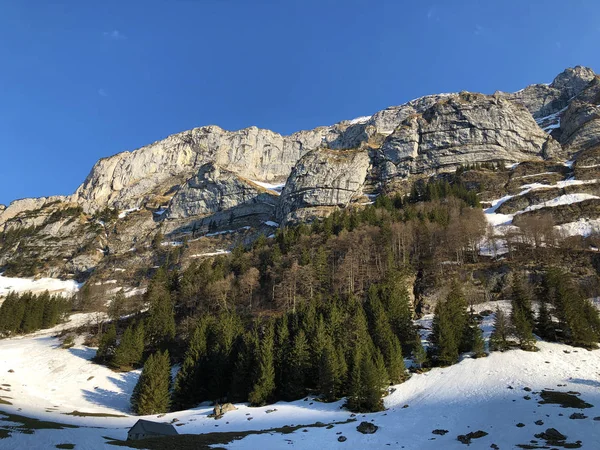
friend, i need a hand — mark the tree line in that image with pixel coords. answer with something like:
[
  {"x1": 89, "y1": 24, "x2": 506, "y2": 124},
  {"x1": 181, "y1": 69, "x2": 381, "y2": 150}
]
[{"x1": 0, "y1": 291, "x2": 71, "y2": 336}]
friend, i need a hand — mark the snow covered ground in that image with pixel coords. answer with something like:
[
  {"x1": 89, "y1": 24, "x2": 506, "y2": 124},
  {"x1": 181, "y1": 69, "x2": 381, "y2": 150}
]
[
  {"x1": 0, "y1": 304, "x2": 599, "y2": 449},
  {"x1": 249, "y1": 180, "x2": 285, "y2": 195},
  {"x1": 0, "y1": 274, "x2": 81, "y2": 298},
  {"x1": 481, "y1": 165, "x2": 600, "y2": 255}
]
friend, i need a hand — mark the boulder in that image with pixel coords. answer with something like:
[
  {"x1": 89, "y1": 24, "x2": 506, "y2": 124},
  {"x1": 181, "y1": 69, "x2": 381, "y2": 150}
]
[
  {"x1": 356, "y1": 421, "x2": 378, "y2": 434},
  {"x1": 213, "y1": 403, "x2": 237, "y2": 418}
]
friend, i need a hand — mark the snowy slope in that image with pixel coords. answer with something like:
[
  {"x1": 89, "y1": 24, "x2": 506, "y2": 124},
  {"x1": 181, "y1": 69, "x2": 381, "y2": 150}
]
[
  {"x1": 0, "y1": 304, "x2": 599, "y2": 449},
  {"x1": 0, "y1": 274, "x2": 81, "y2": 298}
]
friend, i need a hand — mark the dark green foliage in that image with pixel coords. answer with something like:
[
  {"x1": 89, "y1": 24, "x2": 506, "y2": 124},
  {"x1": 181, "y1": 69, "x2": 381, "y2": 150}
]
[
  {"x1": 347, "y1": 347, "x2": 387, "y2": 412},
  {"x1": 112, "y1": 321, "x2": 145, "y2": 370},
  {"x1": 172, "y1": 318, "x2": 211, "y2": 409},
  {"x1": 412, "y1": 333, "x2": 427, "y2": 369},
  {"x1": 510, "y1": 275, "x2": 536, "y2": 351},
  {"x1": 0, "y1": 291, "x2": 70, "y2": 336},
  {"x1": 365, "y1": 286, "x2": 406, "y2": 383},
  {"x1": 409, "y1": 178, "x2": 480, "y2": 208},
  {"x1": 542, "y1": 268, "x2": 599, "y2": 348},
  {"x1": 145, "y1": 268, "x2": 176, "y2": 347},
  {"x1": 282, "y1": 329, "x2": 310, "y2": 400},
  {"x1": 248, "y1": 320, "x2": 276, "y2": 406},
  {"x1": 489, "y1": 307, "x2": 510, "y2": 352},
  {"x1": 95, "y1": 324, "x2": 117, "y2": 363},
  {"x1": 464, "y1": 308, "x2": 486, "y2": 357},
  {"x1": 430, "y1": 281, "x2": 468, "y2": 365},
  {"x1": 131, "y1": 350, "x2": 172, "y2": 415},
  {"x1": 535, "y1": 299, "x2": 556, "y2": 342},
  {"x1": 318, "y1": 336, "x2": 346, "y2": 402}
]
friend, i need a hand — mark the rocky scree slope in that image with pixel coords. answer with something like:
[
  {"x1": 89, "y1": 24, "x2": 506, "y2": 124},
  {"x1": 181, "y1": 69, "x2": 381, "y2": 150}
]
[{"x1": 0, "y1": 66, "x2": 599, "y2": 282}]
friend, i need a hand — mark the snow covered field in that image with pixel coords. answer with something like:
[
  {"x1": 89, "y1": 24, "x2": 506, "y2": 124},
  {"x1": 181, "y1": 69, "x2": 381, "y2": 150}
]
[
  {"x1": 0, "y1": 274, "x2": 81, "y2": 298},
  {"x1": 0, "y1": 306, "x2": 599, "y2": 449}
]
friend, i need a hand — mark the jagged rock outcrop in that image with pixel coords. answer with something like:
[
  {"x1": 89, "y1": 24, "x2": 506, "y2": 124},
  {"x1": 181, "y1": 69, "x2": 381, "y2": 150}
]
[
  {"x1": 2, "y1": 65, "x2": 600, "y2": 280},
  {"x1": 166, "y1": 163, "x2": 277, "y2": 219},
  {"x1": 377, "y1": 92, "x2": 561, "y2": 181},
  {"x1": 73, "y1": 125, "x2": 337, "y2": 213},
  {"x1": 0, "y1": 196, "x2": 67, "y2": 228},
  {"x1": 277, "y1": 149, "x2": 370, "y2": 222},
  {"x1": 500, "y1": 66, "x2": 596, "y2": 118}
]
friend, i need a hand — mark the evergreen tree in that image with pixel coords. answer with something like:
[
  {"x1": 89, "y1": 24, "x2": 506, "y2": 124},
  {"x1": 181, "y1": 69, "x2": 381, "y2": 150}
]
[
  {"x1": 145, "y1": 276, "x2": 176, "y2": 347},
  {"x1": 430, "y1": 282, "x2": 468, "y2": 366},
  {"x1": 112, "y1": 324, "x2": 136, "y2": 370},
  {"x1": 248, "y1": 320, "x2": 276, "y2": 406},
  {"x1": 536, "y1": 299, "x2": 556, "y2": 341},
  {"x1": 318, "y1": 336, "x2": 345, "y2": 402},
  {"x1": 365, "y1": 287, "x2": 406, "y2": 383},
  {"x1": 282, "y1": 329, "x2": 310, "y2": 400},
  {"x1": 379, "y1": 274, "x2": 415, "y2": 348},
  {"x1": 543, "y1": 268, "x2": 598, "y2": 348},
  {"x1": 511, "y1": 275, "x2": 536, "y2": 351},
  {"x1": 172, "y1": 318, "x2": 210, "y2": 409},
  {"x1": 131, "y1": 350, "x2": 172, "y2": 415},
  {"x1": 411, "y1": 333, "x2": 427, "y2": 369},
  {"x1": 489, "y1": 307, "x2": 510, "y2": 352},
  {"x1": 96, "y1": 324, "x2": 117, "y2": 364},
  {"x1": 274, "y1": 314, "x2": 291, "y2": 398},
  {"x1": 112, "y1": 321, "x2": 145, "y2": 370}
]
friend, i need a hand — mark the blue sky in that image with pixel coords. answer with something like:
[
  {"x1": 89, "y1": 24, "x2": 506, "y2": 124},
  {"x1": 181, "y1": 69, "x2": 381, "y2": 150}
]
[{"x1": 1, "y1": 0, "x2": 599, "y2": 205}]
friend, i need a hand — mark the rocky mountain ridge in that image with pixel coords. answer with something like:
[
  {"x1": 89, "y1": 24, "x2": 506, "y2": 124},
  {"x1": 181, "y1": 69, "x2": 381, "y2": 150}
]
[{"x1": 1, "y1": 65, "x2": 600, "y2": 282}]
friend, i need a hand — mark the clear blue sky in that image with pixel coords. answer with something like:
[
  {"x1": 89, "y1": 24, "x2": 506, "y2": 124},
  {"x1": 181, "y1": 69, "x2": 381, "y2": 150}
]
[{"x1": 1, "y1": 0, "x2": 599, "y2": 205}]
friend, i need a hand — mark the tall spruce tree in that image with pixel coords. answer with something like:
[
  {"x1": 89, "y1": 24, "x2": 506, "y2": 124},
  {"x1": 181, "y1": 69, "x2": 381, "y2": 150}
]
[
  {"x1": 131, "y1": 350, "x2": 172, "y2": 415},
  {"x1": 282, "y1": 329, "x2": 310, "y2": 400},
  {"x1": 536, "y1": 299, "x2": 556, "y2": 342},
  {"x1": 318, "y1": 335, "x2": 345, "y2": 402},
  {"x1": 510, "y1": 274, "x2": 536, "y2": 351},
  {"x1": 146, "y1": 281, "x2": 176, "y2": 348},
  {"x1": 412, "y1": 333, "x2": 427, "y2": 369},
  {"x1": 96, "y1": 324, "x2": 117, "y2": 364},
  {"x1": 172, "y1": 318, "x2": 210, "y2": 409},
  {"x1": 248, "y1": 320, "x2": 276, "y2": 406},
  {"x1": 489, "y1": 307, "x2": 510, "y2": 352}
]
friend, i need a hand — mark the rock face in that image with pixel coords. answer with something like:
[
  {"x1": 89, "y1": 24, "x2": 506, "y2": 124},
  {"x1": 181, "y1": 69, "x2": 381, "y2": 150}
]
[
  {"x1": 0, "y1": 196, "x2": 67, "y2": 228},
  {"x1": 377, "y1": 92, "x2": 561, "y2": 181},
  {"x1": 2, "y1": 65, "x2": 600, "y2": 280},
  {"x1": 167, "y1": 163, "x2": 276, "y2": 219},
  {"x1": 501, "y1": 66, "x2": 596, "y2": 118},
  {"x1": 73, "y1": 125, "x2": 336, "y2": 213},
  {"x1": 277, "y1": 149, "x2": 371, "y2": 223}
]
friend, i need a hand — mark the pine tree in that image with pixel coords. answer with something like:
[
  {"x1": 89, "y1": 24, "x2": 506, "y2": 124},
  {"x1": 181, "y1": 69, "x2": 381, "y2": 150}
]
[
  {"x1": 96, "y1": 324, "x2": 117, "y2": 364},
  {"x1": 145, "y1": 280, "x2": 176, "y2": 347},
  {"x1": 112, "y1": 324, "x2": 135, "y2": 370},
  {"x1": 282, "y1": 329, "x2": 310, "y2": 400},
  {"x1": 132, "y1": 321, "x2": 145, "y2": 365},
  {"x1": 431, "y1": 301, "x2": 459, "y2": 365},
  {"x1": 248, "y1": 320, "x2": 276, "y2": 406},
  {"x1": 318, "y1": 336, "x2": 344, "y2": 402},
  {"x1": 489, "y1": 307, "x2": 510, "y2": 352},
  {"x1": 379, "y1": 274, "x2": 415, "y2": 348},
  {"x1": 536, "y1": 299, "x2": 556, "y2": 341},
  {"x1": 510, "y1": 275, "x2": 536, "y2": 351},
  {"x1": 411, "y1": 333, "x2": 427, "y2": 369},
  {"x1": 543, "y1": 268, "x2": 598, "y2": 348},
  {"x1": 274, "y1": 314, "x2": 291, "y2": 398},
  {"x1": 172, "y1": 318, "x2": 210, "y2": 409},
  {"x1": 131, "y1": 350, "x2": 172, "y2": 415},
  {"x1": 365, "y1": 287, "x2": 406, "y2": 383}
]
